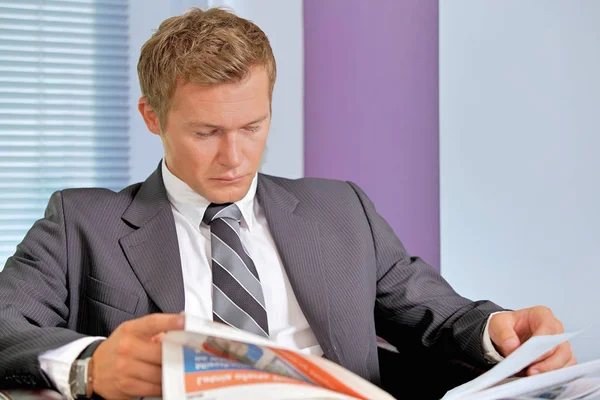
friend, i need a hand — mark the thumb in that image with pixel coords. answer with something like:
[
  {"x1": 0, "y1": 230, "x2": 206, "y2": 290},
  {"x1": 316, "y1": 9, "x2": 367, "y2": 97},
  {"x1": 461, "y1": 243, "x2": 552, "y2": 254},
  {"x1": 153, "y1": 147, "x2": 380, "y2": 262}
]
[
  {"x1": 128, "y1": 313, "x2": 185, "y2": 339},
  {"x1": 488, "y1": 312, "x2": 521, "y2": 357}
]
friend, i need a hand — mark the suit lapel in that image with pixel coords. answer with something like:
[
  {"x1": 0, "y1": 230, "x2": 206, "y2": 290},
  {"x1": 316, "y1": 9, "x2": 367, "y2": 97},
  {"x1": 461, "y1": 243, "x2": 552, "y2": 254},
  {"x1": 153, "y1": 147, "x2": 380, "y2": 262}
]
[
  {"x1": 116, "y1": 168, "x2": 338, "y2": 359},
  {"x1": 257, "y1": 175, "x2": 340, "y2": 363},
  {"x1": 119, "y1": 163, "x2": 185, "y2": 314}
]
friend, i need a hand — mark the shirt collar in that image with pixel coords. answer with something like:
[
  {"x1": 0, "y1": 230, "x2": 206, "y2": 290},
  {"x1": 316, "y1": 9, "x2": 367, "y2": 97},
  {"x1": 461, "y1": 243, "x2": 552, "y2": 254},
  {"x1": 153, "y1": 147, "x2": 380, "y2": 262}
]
[{"x1": 161, "y1": 160, "x2": 257, "y2": 232}]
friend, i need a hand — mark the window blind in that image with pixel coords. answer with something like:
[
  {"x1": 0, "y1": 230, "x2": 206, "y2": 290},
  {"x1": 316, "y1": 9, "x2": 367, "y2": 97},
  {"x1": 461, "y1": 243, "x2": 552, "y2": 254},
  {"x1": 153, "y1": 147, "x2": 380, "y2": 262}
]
[{"x1": 0, "y1": 0, "x2": 129, "y2": 267}]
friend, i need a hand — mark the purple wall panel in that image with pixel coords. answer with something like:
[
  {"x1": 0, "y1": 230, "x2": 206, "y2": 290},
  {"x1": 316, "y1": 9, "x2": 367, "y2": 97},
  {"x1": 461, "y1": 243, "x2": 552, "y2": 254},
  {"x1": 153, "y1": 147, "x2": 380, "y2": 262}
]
[{"x1": 304, "y1": 0, "x2": 440, "y2": 269}]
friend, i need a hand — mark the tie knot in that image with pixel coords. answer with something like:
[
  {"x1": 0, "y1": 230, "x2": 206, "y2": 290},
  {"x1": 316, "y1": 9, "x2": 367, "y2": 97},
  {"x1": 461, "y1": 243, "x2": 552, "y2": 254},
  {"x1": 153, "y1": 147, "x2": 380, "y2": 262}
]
[{"x1": 203, "y1": 203, "x2": 243, "y2": 225}]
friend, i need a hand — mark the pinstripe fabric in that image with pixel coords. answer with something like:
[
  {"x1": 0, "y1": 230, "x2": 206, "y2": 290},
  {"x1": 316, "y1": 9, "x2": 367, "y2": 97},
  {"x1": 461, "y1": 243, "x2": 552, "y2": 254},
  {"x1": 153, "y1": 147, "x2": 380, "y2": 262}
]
[{"x1": 0, "y1": 163, "x2": 506, "y2": 390}]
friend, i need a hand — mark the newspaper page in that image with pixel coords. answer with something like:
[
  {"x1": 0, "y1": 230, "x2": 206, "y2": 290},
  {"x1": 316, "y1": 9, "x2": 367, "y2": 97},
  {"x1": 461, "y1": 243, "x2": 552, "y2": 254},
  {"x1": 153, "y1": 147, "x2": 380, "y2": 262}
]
[
  {"x1": 510, "y1": 376, "x2": 600, "y2": 400},
  {"x1": 443, "y1": 331, "x2": 600, "y2": 400},
  {"x1": 162, "y1": 314, "x2": 396, "y2": 400},
  {"x1": 461, "y1": 364, "x2": 600, "y2": 400}
]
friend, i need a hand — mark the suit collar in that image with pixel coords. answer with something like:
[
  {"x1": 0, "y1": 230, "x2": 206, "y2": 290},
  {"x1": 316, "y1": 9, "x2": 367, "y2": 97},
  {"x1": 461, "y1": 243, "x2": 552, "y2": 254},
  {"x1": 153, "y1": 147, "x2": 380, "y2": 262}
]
[
  {"x1": 119, "y1": 167, "x2": 339, "y2": 362},
  {"x1": 162, "y1": 161, "x2": 259, "y2": 232},
  {"x1": 121, "y1": 167, "x2": 290, "y2": 230},
  {"x1": 256, "y1": 175, "x2": 340, "y2": 363},
  {"x1": 119, "y1": 161, "x2": 185, "y2": 314},
  {"x1": 256, "y1": 174, "x2": 299, "y2": 214},
  {"x1": 121, "y1": 161, "x2": 171, "y2": 228}
]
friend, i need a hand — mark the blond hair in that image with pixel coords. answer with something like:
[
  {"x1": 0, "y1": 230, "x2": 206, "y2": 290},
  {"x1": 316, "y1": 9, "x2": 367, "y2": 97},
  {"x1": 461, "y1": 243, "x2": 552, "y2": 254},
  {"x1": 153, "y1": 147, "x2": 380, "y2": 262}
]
[{"x1": 137, "y1": 7, "x2": 277, "y2": 130}]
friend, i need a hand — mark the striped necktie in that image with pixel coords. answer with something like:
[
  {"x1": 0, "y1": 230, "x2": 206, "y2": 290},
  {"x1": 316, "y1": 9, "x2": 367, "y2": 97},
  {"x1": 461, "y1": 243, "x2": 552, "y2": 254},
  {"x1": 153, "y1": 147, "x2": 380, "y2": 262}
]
[{"x1": 203, "y1": 203, "x2": 269, "y2": 337}]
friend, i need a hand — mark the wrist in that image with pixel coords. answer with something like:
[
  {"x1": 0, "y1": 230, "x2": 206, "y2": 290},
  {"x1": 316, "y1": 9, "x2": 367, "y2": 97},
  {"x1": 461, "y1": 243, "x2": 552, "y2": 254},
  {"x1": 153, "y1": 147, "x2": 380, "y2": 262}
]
[
  {"x1": 70, "y1": 339, "x2": 104, "y2": 399},
  {"x1": 86, "y1": 355, "x2": 94, "y2": 399}
]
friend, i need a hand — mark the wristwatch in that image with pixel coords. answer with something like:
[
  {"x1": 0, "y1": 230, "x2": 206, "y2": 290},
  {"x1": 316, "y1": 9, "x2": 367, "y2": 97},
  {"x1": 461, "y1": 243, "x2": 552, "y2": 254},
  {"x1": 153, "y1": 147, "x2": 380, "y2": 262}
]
[{"x1": 69, "y1": 340, "x2": 104, "y2": 399}]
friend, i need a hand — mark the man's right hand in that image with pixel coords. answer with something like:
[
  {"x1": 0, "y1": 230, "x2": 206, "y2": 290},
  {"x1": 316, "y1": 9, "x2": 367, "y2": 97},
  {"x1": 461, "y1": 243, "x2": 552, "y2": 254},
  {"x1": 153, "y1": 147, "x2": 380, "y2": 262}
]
[{"x1": 91, "y1": 313, "x2": 185, "y2": 400}]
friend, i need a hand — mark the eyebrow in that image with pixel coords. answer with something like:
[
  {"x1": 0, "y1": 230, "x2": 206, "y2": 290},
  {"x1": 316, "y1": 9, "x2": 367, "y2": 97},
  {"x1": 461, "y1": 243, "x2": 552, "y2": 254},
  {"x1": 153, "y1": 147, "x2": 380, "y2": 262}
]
[{"x1": 185, "y1": 114, "x2": 269, "y2": 129}]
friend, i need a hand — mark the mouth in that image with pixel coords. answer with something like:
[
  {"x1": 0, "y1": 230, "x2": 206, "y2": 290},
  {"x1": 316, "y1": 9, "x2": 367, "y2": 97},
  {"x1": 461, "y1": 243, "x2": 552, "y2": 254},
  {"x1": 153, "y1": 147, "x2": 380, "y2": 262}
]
[{"x1": 211, "y1": 174, "x2": 247, "y2": 183}]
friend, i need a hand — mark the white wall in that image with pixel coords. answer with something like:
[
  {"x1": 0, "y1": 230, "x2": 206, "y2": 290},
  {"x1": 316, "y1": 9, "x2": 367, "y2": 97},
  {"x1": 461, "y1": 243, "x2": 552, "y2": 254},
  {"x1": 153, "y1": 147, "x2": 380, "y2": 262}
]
[
  {"x1": 440, "y1": 1, "x2": 600, "y2": 361},
  {"x1": 128, "y1": 0, "x2": 304, "y2": 183}
]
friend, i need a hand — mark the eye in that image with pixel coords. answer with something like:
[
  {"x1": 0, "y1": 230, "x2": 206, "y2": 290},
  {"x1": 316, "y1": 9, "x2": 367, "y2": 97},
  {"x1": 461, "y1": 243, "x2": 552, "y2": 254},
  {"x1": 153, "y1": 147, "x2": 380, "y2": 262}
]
[
  {"x1": 243, "y1": 125, "x2": 260, "y2": 133},
  {"x1": 196, "y1": 131, "x2": 216, "y2": 138}
]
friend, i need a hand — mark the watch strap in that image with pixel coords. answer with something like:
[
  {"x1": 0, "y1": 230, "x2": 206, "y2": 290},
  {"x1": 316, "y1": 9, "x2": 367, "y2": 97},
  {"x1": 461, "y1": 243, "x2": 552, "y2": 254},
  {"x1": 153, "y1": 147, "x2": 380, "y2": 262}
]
[{"x1": 76, "y1": 339, "x2": 104, "y2": 360}]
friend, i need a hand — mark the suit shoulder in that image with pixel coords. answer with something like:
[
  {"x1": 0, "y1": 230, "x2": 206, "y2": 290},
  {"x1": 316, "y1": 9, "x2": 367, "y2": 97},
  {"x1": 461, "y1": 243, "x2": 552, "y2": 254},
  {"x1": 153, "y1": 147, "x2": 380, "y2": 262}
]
[
  {"x1": 260, "y1": 174, "x2": 363, "y2": 204},
  {"x1": 58, "y1": 182, "x2": 143, "y2": 213},
  {"x1": 262, "y1": 174, "x2": 353, "y2": 192}
]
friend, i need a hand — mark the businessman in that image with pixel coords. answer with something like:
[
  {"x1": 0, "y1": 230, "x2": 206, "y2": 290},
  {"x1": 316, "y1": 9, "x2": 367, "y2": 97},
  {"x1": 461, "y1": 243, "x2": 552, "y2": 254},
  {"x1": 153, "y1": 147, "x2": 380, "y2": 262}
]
[{"x1": 0, "y1": 7, "x2": 575, "y2": 400}]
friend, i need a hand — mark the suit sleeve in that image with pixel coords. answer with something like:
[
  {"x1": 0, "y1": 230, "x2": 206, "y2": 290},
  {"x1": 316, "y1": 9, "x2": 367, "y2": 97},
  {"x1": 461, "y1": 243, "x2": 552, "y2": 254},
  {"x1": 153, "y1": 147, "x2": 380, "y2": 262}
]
[
  {"x1": 0, "y1": 191, "x2": 87, "y2": 390},
  {"x1": 346, "y1": 181, "x2": 507, "y2": 367}
]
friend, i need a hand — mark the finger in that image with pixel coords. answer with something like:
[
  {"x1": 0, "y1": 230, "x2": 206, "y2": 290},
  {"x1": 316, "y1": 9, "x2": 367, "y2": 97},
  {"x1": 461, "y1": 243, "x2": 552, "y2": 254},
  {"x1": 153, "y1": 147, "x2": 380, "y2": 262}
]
[
  {"x1": 530, "y1": 307, "x2": 564, "y2": 337},
  {"x1": 123, "y1": 313, "x2": 185, "y2": 339},
  {"x1": 133, "y1": 339, "x2": 163, "y2": 365},
  {"x1": 117, "y1": 335, "x2": 163, "y2": 365},
  {"x1": 528, "y1": 342, "x2": 573, "y2": 375},
  {"x1": 113, "y1": 357, "x2": 162, "y2": 385},
  {"x1": 525, "y1": 315, "x2": 564, "y2": 366},
  {"x1": 150, "y1": 332, "x2": 166, "y2": 344},
  {"x1": 566, "y1": 354, "x2": 578, "y2": 367},
  {"x1": 531, "y1": 322, "x2": 561, "y2": 337},
  {"x1": 115, "y1": 377, "x2": 162, "y2": 398},
  {"x1": 125, "y1": 359, "x2": 162, "y2": 384},
  {"x1": 528, "y1": 345, "x2": 559, "y2": 367},
  {"x1": 488, "y1": 312, "x2": 521, "y2": 356}
]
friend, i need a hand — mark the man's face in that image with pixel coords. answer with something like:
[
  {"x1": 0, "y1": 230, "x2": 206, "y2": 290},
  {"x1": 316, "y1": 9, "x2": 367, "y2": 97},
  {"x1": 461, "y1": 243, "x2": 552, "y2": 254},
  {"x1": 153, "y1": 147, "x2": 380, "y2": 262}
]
[{"x1": 141, "y1": 66, "x2": 271, "y2": 204}]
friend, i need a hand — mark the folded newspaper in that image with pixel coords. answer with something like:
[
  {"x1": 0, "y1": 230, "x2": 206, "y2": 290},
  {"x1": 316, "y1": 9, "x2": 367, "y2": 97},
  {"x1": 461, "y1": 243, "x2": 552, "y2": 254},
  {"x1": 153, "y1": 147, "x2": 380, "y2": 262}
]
[{"x1": 161, "y1": 315, "x2": 600, "y2": 399}]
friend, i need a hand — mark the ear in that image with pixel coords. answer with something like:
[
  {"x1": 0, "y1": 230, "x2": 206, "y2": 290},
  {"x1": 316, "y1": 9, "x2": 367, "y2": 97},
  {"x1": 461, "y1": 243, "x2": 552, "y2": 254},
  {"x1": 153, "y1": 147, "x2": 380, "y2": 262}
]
[{"x1": 138, "y1": 96, "x2": 162, "y2": 136}]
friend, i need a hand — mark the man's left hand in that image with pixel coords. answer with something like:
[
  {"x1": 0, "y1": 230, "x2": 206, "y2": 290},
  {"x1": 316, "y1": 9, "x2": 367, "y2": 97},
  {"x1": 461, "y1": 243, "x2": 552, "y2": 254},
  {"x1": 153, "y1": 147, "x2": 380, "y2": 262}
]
[{"x1": 488, "y1": 306, "x2": 577, "y2": 375}]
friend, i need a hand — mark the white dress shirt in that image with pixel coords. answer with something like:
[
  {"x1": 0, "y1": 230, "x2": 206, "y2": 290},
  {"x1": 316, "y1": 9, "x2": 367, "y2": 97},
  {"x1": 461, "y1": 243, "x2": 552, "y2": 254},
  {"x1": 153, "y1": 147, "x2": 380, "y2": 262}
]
[
  {"x1": 162, "y1": 162, "x2": 322, "y2": 355},
  {"x1": 39, "y1": 163, "x2": 321, "y2": 399},
  {"x1": 38, "y1": 162, "x2": 503, "y2": 398}
]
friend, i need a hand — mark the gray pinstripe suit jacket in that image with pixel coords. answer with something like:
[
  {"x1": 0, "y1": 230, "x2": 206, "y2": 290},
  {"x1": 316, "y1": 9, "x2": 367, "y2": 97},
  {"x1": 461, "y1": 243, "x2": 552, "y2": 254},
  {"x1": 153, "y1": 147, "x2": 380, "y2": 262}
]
[{"x1": 0, "y1": 164, "x2": 505, "y2": 390}]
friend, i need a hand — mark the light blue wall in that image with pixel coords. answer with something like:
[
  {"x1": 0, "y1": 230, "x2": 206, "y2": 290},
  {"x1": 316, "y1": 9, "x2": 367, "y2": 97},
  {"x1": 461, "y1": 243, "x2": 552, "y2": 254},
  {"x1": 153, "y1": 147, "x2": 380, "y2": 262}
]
[
  {"x1": 212, "y1": 0, "x2": 304, "y2": 180},
  {"x1": 440, "y1": 1, "x2": 600, "y2": 361},
  {"x1": 128, "y1": 0, "x2": 172, "y2": 183}
]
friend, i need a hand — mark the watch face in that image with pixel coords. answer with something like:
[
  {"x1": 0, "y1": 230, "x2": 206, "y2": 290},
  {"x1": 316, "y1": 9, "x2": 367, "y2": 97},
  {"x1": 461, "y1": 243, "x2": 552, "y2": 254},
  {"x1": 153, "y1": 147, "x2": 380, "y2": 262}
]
[{"x1": 70, "y1": 360, "x2": 88, "y2": 398}]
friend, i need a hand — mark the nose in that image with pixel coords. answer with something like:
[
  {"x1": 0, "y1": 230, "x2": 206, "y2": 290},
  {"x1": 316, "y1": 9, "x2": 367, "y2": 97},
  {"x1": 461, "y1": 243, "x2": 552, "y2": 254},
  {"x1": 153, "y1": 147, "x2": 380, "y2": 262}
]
[{"x1": 218, "y1": 132, "x2": 243, "y2": 169}]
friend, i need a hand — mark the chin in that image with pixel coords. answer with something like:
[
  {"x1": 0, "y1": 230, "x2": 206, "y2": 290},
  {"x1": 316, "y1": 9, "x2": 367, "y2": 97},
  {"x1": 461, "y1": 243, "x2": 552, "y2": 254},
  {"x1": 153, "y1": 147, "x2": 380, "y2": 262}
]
[
  {"x1": 210, "y1": 186, "x2": 250, "y2": 204},
  {"x1": 199, "y1": 175, "x2": 254, "y2": 204}
]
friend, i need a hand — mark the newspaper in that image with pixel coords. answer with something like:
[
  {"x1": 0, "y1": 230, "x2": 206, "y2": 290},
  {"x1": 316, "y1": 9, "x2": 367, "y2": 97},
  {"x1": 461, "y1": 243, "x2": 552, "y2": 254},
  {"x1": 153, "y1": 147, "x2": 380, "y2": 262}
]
[
  {"x1": 162, "y1": 315, "x2": 600, "y2": 400},
  {"x1": 162, "y1": 314, "x2": 395, "y2": 399},
  {"x1": 442, "y1": 331, "x2": 600, "y2": 400}
]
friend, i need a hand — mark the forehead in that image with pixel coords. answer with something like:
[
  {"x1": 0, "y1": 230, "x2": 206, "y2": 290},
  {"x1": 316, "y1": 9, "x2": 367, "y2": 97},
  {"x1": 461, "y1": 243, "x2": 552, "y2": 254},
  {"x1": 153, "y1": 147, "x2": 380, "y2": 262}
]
[{"x1": 170, "y1": 67, "x2": 270, "y2": 121}]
